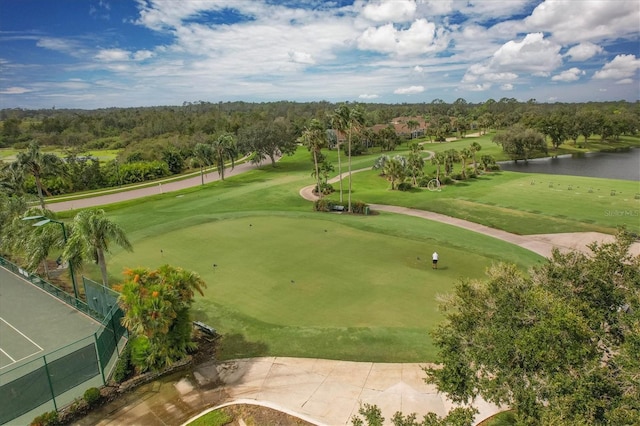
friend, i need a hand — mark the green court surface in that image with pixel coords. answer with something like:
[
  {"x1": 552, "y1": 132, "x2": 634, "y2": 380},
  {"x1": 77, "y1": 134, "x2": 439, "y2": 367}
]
[{"x1": 0, "y1": 268, "x2": 101, "y2": 375}]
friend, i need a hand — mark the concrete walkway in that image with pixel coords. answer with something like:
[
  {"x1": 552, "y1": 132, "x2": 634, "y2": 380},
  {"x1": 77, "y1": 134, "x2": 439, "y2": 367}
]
[{"x1": 78, "y1": 357, "x2": 503, "y2": 426}]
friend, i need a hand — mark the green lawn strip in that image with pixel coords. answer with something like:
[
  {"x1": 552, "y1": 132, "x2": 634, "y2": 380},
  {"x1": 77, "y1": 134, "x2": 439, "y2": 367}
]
[
  {"x1": 347, "y1": 169, "x2": 640, "y2": 235},
  {"x1": 186, "y1": 409, "x2": 233, "y2": 426}
]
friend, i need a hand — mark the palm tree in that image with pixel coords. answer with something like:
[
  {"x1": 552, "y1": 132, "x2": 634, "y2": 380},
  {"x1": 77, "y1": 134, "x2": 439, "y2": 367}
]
[
  {"x1": 118, "y1": 265, "x2": 206, "y2": 372},
  {"x1": 469, "y1": 142, "x2": 482, "y2": 174},
  {"x1": 332, "y1": 104, "x2": 364, "y2": 213},
  {"x1": 298, "y1": 119, "x2": 327, "y2": 197},
  {"x1": 193, "y1": 142, "x2": 213, "y2": 185},
  {"x1": 407, "y1": 142, "x2": 424, "y2": 186},
  {"x1": 444, "y1": 149, "x2": 459, "y2": 177},
  {"x1": 459, "y1": 148, "x2": 472, "y2": 179},
  {"x1": 383, "y1": 157, "x2": 406, "y2": 190},
  {"x1": 431, "y1": 152, "x2": 446, "y2": 182},
  {"x1": 406, "y1": 119, "x2": 420, "y2": 139},
  {"x1": 14, "y1": 141, "x2": 65, "y2": 210},
  {"x1": 210, "y1": 133, "x2": 237, "y2": 181},
  {"x1": 64, "y1": 209, "x2": 133, "y2": 286}
]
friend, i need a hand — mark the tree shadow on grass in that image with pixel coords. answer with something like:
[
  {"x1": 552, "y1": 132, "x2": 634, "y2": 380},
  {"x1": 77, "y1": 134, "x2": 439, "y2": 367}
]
[{"x1": 217, "y1": 333, "x2": 270, "y2": 360}]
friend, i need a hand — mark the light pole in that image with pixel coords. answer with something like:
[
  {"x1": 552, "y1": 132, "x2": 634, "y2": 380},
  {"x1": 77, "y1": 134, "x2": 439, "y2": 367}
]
[{"x1": 23, "y1": 215, "x2": 79, "y2": 300}]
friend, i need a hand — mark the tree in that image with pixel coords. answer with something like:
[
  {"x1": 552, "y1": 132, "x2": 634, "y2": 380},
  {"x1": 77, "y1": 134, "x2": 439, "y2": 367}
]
[
  {"x1": 351, "y1": 403, "x2": 476, "y2": 426},
  {"x1": 193, "y1": 142, "x2": 213, "y2": 185},
  {"x1": 459, "y1": 148, "x2": 471, "y2": 179},
  {"x1": 298, "y1": 119, "x2": 327, "y2": 197},
  {"x1": 238, "y1": 119, "x2": 296, "y2": 167},
  {"x1": 332, "y1": 103, "x2": 365, "y2": 213},
  {"x1": 426, "y1": 232, "x2": 640, "y2": 425},
  {"x1": 407, "y1": 143, "x2": 425, "y2": 186},
  {"x1": 210, "y1": 133, "x2": 237, "y2": 180},
  {"x1": 14, "y1": 141, "x2": 66, "y2": 210},
  {"x1": 539, "y1": 111, "x2": 570, "y2": 149},
  {"x1": 378, "y1": 125, "x2": 400, "y2": 151},
  {"x1": 406, "y1": 119, "x2": 420, "y2": 139},
  {"x1": 443, "y1": 149, "x2": 459, "y2": 177},
  {"x1": 468, "y1": 142, "x2": 481, "y2": 174},
  {"x1": 64, "y1": 209, "x2": 133, "y2": 286},
  {"x1": 117, "y1": 264, "x2": 206, "y2": 372},
  {"x1": 430, "y1": 152, "x2": 446, "y2": 182},
  {"x1": 493, "y1": 124, "x2": 547, "y2": 162},
  {"x1": 382, "y1": 156, "x2": 406, "y2": 190}
]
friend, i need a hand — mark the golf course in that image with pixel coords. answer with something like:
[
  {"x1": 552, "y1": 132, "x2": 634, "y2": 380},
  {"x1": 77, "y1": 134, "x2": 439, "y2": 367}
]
[{"x1": 56, "y1": 133, "x2": 639, "y2": 364}]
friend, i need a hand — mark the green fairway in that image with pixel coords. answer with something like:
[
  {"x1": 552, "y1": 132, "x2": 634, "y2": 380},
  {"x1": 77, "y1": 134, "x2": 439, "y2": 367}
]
[{"x1": 71, "y1": 144, "x2": 637, "y2": 362}]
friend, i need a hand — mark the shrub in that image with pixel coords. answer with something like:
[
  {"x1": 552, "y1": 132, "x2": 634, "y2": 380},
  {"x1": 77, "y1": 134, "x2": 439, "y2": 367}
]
[
  {"x1": 83, "y1": 387, "x2": 101, "y2": 406},
  {"x1": 441, "y1": 176, "x2": 454, "y2": 185},
  {"x1": 418, "y1": 176, "x2": 431, "y2": 187},
  {"x1": 351, "y1": 201, "x2": 369, "y2": 214},
  {"x1": 313, "y1": 198, "x2": 332, "y2": 212},
  {"x1": 397, "y1": 182, "x2": 413, "y2": 191},
  {"x1": 315, "y1": 182, "x2": 334, "y2": 195},
  {"x1": 30, "y1": 410, "x2": 58, "y2": 426},
  {"x1": 112, "y1": 343, "x2": 133, "y2": 383}
]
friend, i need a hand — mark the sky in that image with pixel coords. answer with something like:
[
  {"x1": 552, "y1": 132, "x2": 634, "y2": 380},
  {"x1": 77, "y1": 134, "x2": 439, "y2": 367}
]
[{"x1": 0, "y1": 0, "x2": 639, "y2": 110}]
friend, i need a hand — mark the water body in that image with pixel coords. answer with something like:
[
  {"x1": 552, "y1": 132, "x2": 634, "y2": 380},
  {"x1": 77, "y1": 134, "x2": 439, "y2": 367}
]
[{"x1": 499, "y1": 148, "x2": 640, "y2": 181}]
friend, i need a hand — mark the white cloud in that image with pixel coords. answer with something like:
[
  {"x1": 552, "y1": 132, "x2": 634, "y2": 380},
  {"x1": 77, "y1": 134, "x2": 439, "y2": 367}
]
[
  {"x1": 362, "y1": 0, "x2": 417, "y2": 22},
  {"x1": 593, "y1": 54, "x2": 640, "y2": 80},
  {"x1": 413, "y1": 65, "x2": 423, "y2": 72},
  {"x1": 616, "y1": 78, "x2": 634, "y2": 85},
  {"x1": 525, "y1": 0, "x2": 640, "y2": 44},
  {"x1": 552, "y1": 67, "x2": 585, "y2": 82},
  {"x1": 95, "y1": 48, "x2": 130, "y2": 62},
  {"x1": 394, "y1": 85, "x2": 424, "y2": 94},
  {"x1": 491, "y1": 33, "x2": 562, "y2": 73},
  {"x1": 133, "y1": 50, "x2": 154, "y2": 61},
  {"x1": 565, "y1": 42, "x2": 603, "y2": 62},
  {"x1": 289, "y1": 51, "x2": 315, "y2": 64},
  {"x1": 359, "y1": 93, "x2": 379, "y2": 99},
  {"x1": 358, "y1": 19, "x2": 448, "y2": 56},
  {"x1": 0, "y1": 86, "x2": 33, "y2": 94},
  {"x1": 501, "y1": 83, "x2": 513, "y2": 91},
  {"x1": 462, "y1": 33, "x2": 562, "y2": 85}
]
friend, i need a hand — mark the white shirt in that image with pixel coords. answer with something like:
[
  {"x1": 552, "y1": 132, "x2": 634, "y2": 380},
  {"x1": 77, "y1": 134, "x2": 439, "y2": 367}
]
[{"x1": 432, "y1": 252, "x2": 438, "y2": 261}]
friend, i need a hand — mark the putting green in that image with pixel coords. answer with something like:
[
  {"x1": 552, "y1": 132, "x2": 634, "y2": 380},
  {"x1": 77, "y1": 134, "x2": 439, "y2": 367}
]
[{"x1": 110, "y1": 214, "x2": 542, "y2": 330}]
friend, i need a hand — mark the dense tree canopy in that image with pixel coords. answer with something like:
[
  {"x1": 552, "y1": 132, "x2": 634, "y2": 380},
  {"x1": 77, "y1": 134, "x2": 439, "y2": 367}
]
[{"x1": 426, "y1": 232, "x2": 640, "y2": 425}]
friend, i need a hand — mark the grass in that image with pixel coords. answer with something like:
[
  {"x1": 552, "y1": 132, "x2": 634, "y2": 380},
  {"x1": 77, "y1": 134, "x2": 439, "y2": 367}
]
[
  {"x1": 61, "y1": 136, "x2": 638, "y2": 362},
  {"x1": 186, "y1": 410, "x2": 232, "y2": 426}
]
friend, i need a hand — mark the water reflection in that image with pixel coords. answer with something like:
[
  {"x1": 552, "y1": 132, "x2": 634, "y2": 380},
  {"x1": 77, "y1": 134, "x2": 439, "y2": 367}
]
[{"x1": 499, "y1": 148, "x2": 640, "y2": 181}]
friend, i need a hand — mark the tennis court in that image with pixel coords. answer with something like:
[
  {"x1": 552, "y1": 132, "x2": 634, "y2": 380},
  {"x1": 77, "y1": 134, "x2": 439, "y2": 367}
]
[
  {"x1": 0, "y1": 266, "x2": 112, "y2": 425},
  {"x1": 0, "y1": 267, "x2": 100, "y2": 372}
]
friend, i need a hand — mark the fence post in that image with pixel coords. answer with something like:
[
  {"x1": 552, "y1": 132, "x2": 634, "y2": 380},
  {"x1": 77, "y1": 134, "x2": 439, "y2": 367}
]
[{"x1": 42, "y1": 355, "x2": 58, "y2": 412}]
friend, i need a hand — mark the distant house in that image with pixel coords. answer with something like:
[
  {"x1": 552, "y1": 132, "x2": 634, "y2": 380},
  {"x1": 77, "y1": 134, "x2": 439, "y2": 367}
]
[{"x1": 389, "y1": 116, "x2": 428, "y2": 139}]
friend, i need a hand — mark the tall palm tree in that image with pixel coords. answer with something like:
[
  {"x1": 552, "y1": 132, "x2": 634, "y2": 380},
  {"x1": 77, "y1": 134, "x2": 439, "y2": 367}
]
[
  {"x1": 332, "y1": 104, "x2": 364, "y2": 213},
  {"x1": 14, "y1": 141, "x2": 66, "y2": 210},
  {"x1": 406, "y1": 119, "x2": 420, "y2": 139},
  {"x1": 431, "y1": 152, "x2": 446, "y2": 182},
  {"x1": 64, "y1": 209, "x2": 133, "y2": 286},
  {"x1": 298, "y1": 119, "x2": 327, "y2": 197},
  {"x1": 459, "y1": 148, "x2": 472, "y2": 179},
  {"x1": 193, "y1": 142, "x2": 213, "y2": 185},
  {"x1": 469, "y1": 142, "x2": 482, "y2": 174},
  {"x1": 210, "y1": 133, "x2": 237, "y2": 181}
]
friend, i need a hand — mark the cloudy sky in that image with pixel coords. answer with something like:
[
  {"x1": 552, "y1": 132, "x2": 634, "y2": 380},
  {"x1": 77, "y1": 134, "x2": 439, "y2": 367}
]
[{"x1": 1, "y1": 0, "x2": 638, "y2": 109}]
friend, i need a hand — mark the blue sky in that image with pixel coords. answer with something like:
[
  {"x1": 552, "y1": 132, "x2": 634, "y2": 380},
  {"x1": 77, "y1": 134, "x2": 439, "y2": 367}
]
[{"x1": 1, "y1": 0, "x2": 638, "y2": 109}]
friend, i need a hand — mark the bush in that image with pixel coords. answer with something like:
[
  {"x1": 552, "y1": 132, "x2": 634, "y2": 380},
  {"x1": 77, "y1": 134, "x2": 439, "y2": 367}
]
[
  {"x1": 83, "y1": 387, "x2": 101, "y2": 406},
  {"x1": 315, "y1": 182, "x2": 334, "y2": 195},
  {"x1": 441, "y1": 176, "x2": 454, "y2": 185},
  {"x1": 397, "y1": 182, "x2": 413, "y2": 191},
  {"x1": 350, "y1": 201, "x2": 369, "y2": 214},
  {"x1": 112, "y1": 343, "x2": 133, "y2": 383},
  {"x1": 418, "y1": 176, "x2": 431, "y2": 187},
  {"x1": 313, "y1": 198, "x2": 332, "y2": 212},
  {"x1": 30, "y1": 410, "x2": 58, "y2": 426}
]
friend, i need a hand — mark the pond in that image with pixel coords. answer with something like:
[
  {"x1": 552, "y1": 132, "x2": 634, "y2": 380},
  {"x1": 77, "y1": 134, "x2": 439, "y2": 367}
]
[{"x1": 499, "y1": 148, "x2": 640, "y2": 181}]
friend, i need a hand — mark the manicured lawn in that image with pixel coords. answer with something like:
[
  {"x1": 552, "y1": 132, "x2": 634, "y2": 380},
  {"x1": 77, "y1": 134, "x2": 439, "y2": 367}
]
[
  {"x1": 346, "y1": 169, "x2": 640, "y2": 235},
  {"x1": 73, "y1": 140, "x2": 637, "y2": 362}
]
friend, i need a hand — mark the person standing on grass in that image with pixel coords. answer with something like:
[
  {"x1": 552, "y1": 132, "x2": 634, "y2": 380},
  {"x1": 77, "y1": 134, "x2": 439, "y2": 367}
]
[{"x1": 432, "y1": 251, "x2": 439, "y2": 269}]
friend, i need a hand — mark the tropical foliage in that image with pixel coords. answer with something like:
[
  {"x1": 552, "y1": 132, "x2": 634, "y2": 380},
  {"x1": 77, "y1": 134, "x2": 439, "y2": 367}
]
[{"x1": 116, "y1": 265, "x2": 206, "y2": 372}]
